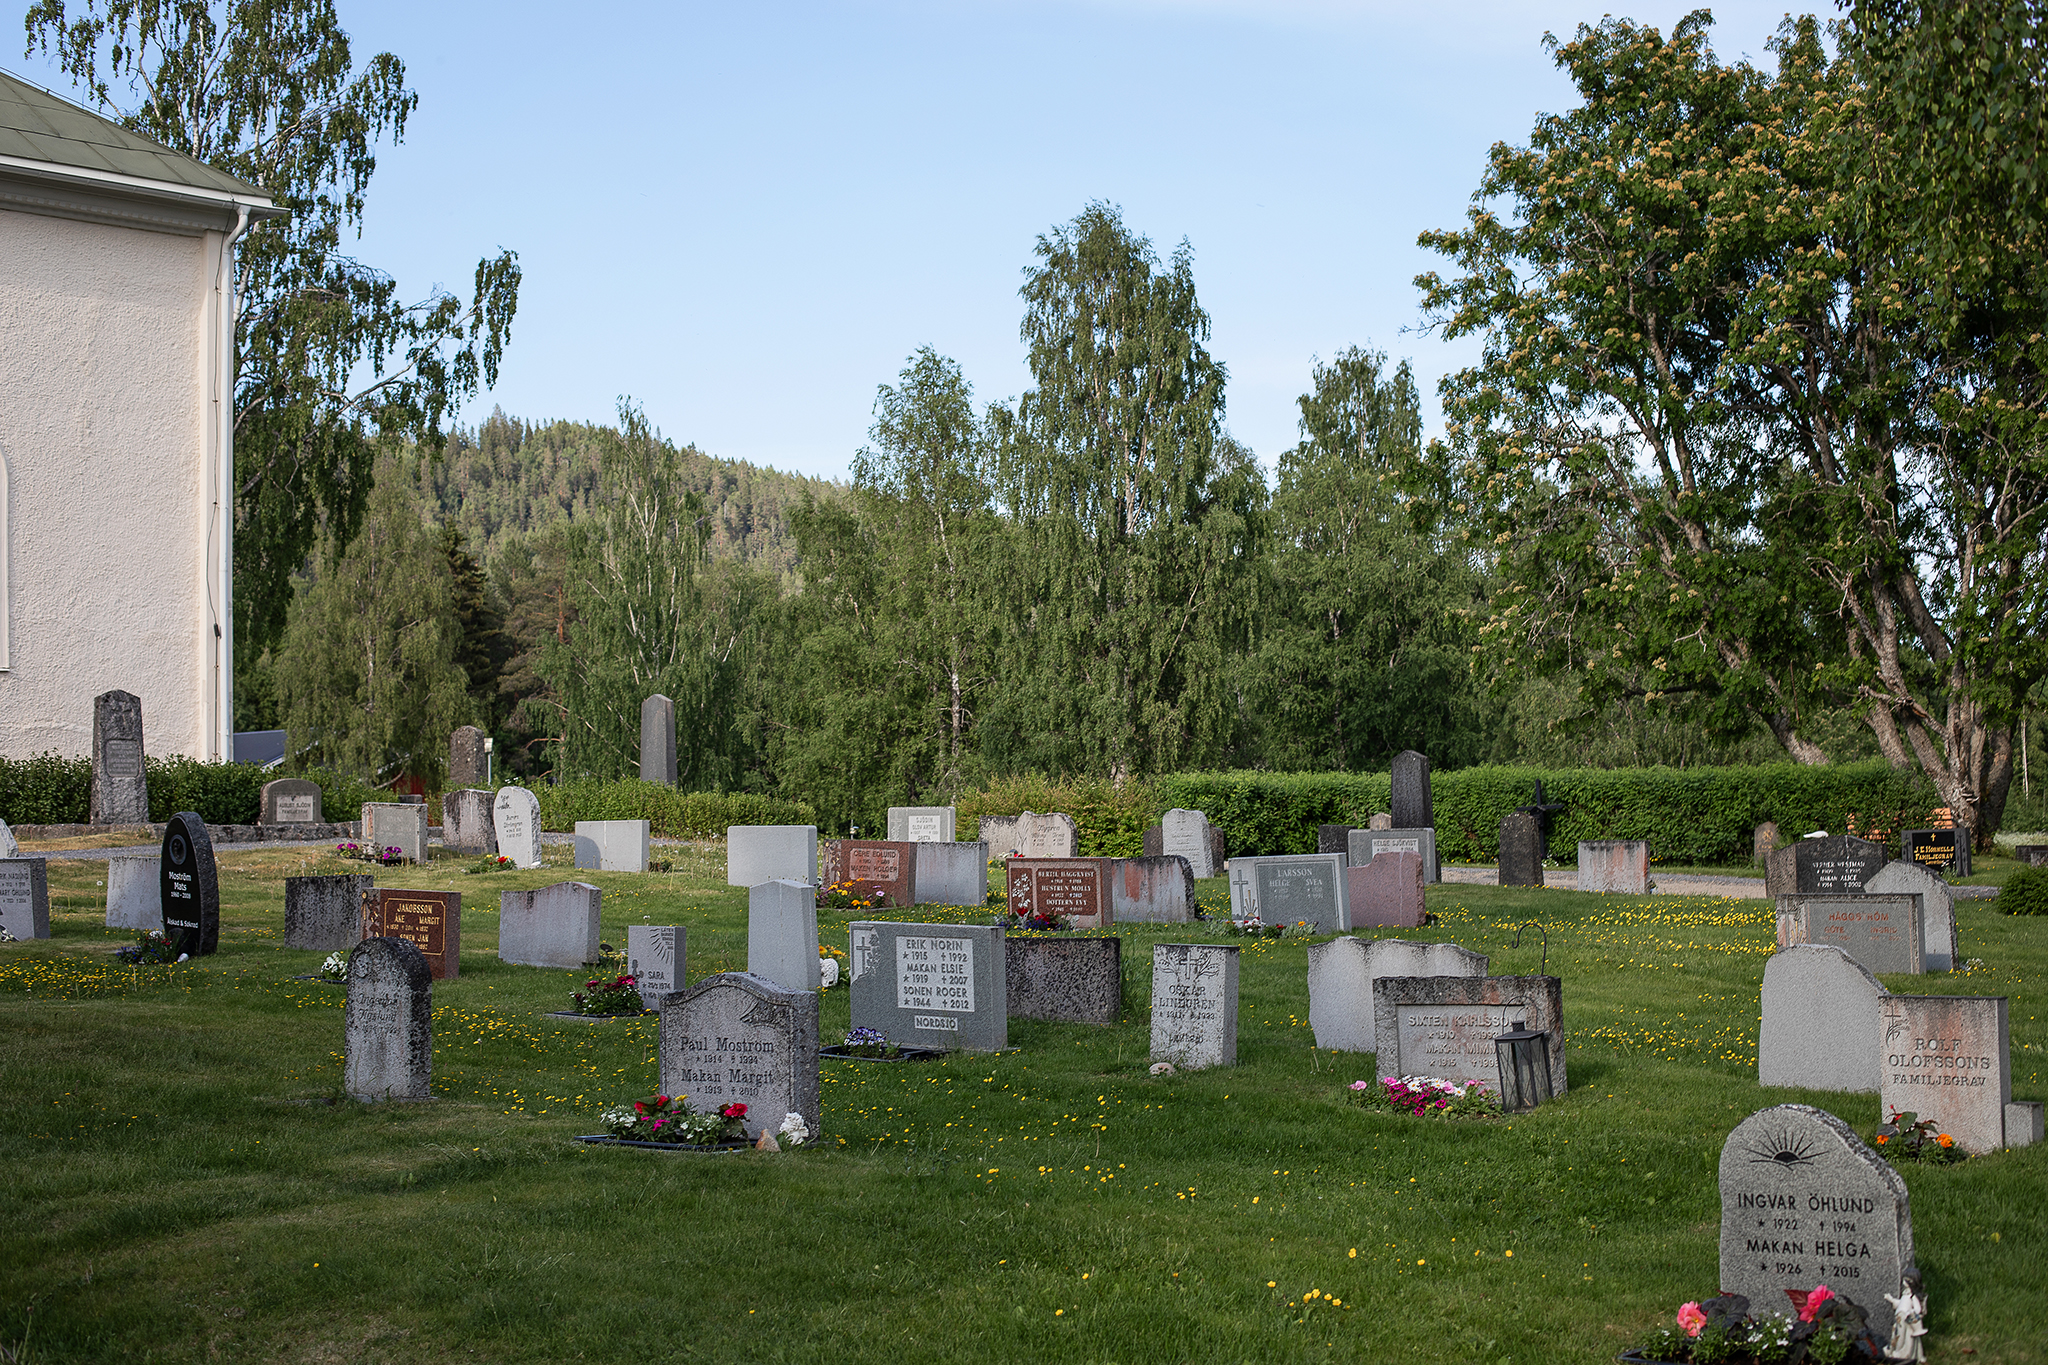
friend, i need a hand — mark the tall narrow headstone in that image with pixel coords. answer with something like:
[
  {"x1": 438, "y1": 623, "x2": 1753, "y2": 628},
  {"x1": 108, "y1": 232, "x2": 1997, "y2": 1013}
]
[
  {"x1": 498, "y1": 882, "x2": 602, "y2": 969},
  {"x1": 1348, "y1": 828, "x2": 1440, "y2": 885},
  {"x1": 1373, "y1": 974, "x2": 1566, "y2": 1094},
  {"x1": 105, "y1": 854, "x2": 160, "y2": 931},
  {"x1": 573, "y1": 820, "x2": 649, "y2": 873},
  {"x1": 442, "y1": 789, "x2": 498, "y2": 856},
  {"x1": 90, "y1": 689, "x2": 148, "y2": 824},
  {"x1": 1226, "y1": 853, "x2": 1348, "y2": 933},
  {"x1": 1577, "y1": 841, "x2": 1650, "y2": 894},
  {"x1": 1776, "y1": 894, "x2": 1925, "y2": 975},
  {"x1": 1150, "y1": 943, "x2": 1239, "y2": 1069},
  {"x1": 1753, "y1": 821, "x2": 1780, "y2": 866},
  {"x1": 492, "y1": 787, "x2": 544, "y2": 868},
  {"x1": 361, "y1": 803, "x2": 427, "y2": 864},
  {"x1": 0, "y1": 858, "x2": 50, "y2": 940},
  {"x1": 448, "y1": 726, "x2": 488, "y2": 788},
  {"x1": 1108, "y1": 855, "x2": 1195, "y2": 923},
  {"x1": 159, "y1": 812, "x2": 218, "y2": 956},
  {"x1": 1864, "y1": 861, "x2": 1960, "y2": 972},
  {"x1": 1006, "y1": 858, "x2": 1110, "y2": 928},
  {"x1": 1879, "y1": 994, "x2": 2011, "y2": 1154},
  {"x1": 1390, "y1": 750, "x2": 1432, "y2": 832},
  {"x1": 1759, "y1": 946, "x2": 1886, "y2": 1092},
  {"x1": 1305, "y1": 936, "x2": 1489, "y2": 1054},
  {"x1": 727, "y1": 825, "x2": 819, "y2": 888},
  {"x1": 344, "y1": 936, "x2": 433, "y2": 1102},
  {"x1": 639, "y1": 695, "x2": 677, "y2": 784},
  {"x1": 748, "y1": 879, "x2": 822, "y2": 992},
  {"x1": 659, "y1": 972, "x2": 819, "y2": 1141},
  {"x1": 1007, "y1": 937, "x2": 1122, "y2": 1025},
  {"x1": 887, "y1": 806, "x2": 956, "y2": 843},
  {"x1": 261, "y1": 778, "x2": 323, "y2": 825},
  {"x1": 361, "y1": 888, "x2": 460, "y2": 980},
  {"x1": 1345, "y1": 850, "x2": 1425, "y2": 929},
  {"x1": 1498, "y1": 811, "x2": 1545, "y2": 888},
  {"x1": 284, "y1": 873, "x2": 374, "y2": 951},
  {"x1": 1161, "y1": 809, "x2": 1216, "y2": 880},
  {"x1": 627, "y1": 925, "x2": 685, "y2": 1001},
  {"x1": 848, "y1": 921, "x2": 1006, "y2": 1051},
  {"x1": 1718, "y1": 1105, "x2": 1914, "y2": 1340}
]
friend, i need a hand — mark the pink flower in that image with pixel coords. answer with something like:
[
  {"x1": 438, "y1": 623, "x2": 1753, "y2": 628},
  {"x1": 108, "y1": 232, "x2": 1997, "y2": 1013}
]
[
  {"x1": 1786, "y1": 1285, "x2": 1834, "y2": 1322},
  {"x1": 1350, "y1": 1081, "x2": 1370, "y2": 1091},
  {"x1": 1676, "y1": 1302, "x2": 1706, "y2": 1337}
]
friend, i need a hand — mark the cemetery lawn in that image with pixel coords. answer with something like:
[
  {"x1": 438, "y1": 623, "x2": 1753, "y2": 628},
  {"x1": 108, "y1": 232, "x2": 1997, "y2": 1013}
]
[{"x1": 2, "y1": 846, "x2": 2043, "y2": 1365}]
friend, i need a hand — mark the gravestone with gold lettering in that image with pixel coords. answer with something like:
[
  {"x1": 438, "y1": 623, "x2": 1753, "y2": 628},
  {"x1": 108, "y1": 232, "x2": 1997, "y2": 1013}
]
[{"x1": 361, "y1": 888, "x2": 460, "y2": 980}]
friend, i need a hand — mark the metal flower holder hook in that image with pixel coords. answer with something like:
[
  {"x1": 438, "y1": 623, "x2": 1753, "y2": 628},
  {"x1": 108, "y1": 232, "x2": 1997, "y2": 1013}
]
[{"x1": 1512, "y1": 922, "x2": 1548, "y2": 976}]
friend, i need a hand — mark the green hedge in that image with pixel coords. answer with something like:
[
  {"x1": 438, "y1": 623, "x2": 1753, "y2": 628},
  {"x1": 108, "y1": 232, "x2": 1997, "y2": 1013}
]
[
  {"x1": 1155, "y1": 762, "x2": 1940, "y2": 866},
  {"x1": 959, "y1": 774, "x2": 1159, "y2": 857},
  {"x1": 536, "y1": 780, "x2": 815, "y2": 838},
  {"x1": 0, "y1": 753, "x2": 93, "y2": 825},
  {"x1": 144, "y1": 757, "x2": 267, "y2": 824},
  {"x1": 0, "y1": 753, "x2": 387, "y2": 827},
  {"x1": 2001, "y1": 867, "x2": 2048, "y2": 916}
]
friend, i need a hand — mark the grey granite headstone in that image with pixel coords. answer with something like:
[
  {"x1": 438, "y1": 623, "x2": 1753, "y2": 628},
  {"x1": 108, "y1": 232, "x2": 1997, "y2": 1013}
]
[
  {"x1": 1007, "y1": 936, "x2": 1121, "y2": 1024},
  {"x1": 1498, "y1": 811, "x2": 1545, "y2": 887},
  {"x1": 1577, "y1": 841, "x2": 1649, "y2": 894},
  {"x1": 0, "y1": 858, "x2": 50, "y2": 940},
  {"x1": 640, "y1": 695, "x2": 677, "y2": 784},
  {"x1": 361, "y1": 803, "x2": 427, "y2": 863},
  {"x1": 748, "y1": 879, "x2": 821, "y2": 992},
  {"x1": 574, "y1": 819, "x2": 649, "y2": 873},
  {"x1": 1345, "y1": 851, "x2": 1425, "y2": 929},
  {"x1": 1373, "y1": 974, "x2": 1565, "y2": 1094},
  {"x1": 159, "y1": 812, "x2": 217, "y2": 956},
  {"x1": 105, "y1": 854, "x2": 160, "y2": 931},
  {"x1": 1226, "y1": 853, "x2": 1347, "y2": 932},
  {"x1": 1864, "y1": 861, "x2": 1959, "y2": 972},
  {"x1": 1150, "y1": 943, "x2": 1239, "y2": 1069},
  {"x1": 628, "y1": 925, "x2": 685, "y2": 1001},
  {"x1": 448, "y1": 726, "x2": 488, "y2": 788},
  {"x1": 1776, "y1": 894, "x2": 1925, "y2": 975},
  {"x1": 261, "y1": 777, "x2": 323, "y2": 824},
  {"x1": 887, "y1": 806, "x2": 956, "y2": 843},
  {"x1": 913, "y1": 840, "x2": 989, "y2": 907},
  {"x1": 2014, "y1": 843, "x2": 2048, "y2": 868},
  {"x1": 90, "y1": 689, "x2": 148, "y2": 824},
  {"x1": 1390, "y1": 750, "x2": 1432, "y2": 831},
  {"x1": 1347, "y1": 828, "x2": 1439, "y2": 885},
  {"x1": 1765, "y1": 834, "x2": 1888, "y2": 898},
  {"x1": 1316, "y1": 824, "x2": 1356, "y2": 855},
  {"x1": 492, "y1": 787, "x2": 543, "y2": 868},
  {"x1": 727, "y1": 825, "x2": 818, "y2": 887},
  {"x1": 0, "y1": 820, "x2": 15, "y2": 858},
  {"x1": 499, "y1": 882, "x2": 602, "y2": 969},
  {"x1": 1307, "y1": 937, "x2": 1488, "y2": 1054},
  {"x1": 1759, "y1": 946, "x2": 1885, "y2": 1092},
  {"x1": 1753, "y1": 821, "x2": 1780, "y2": 865},
  {"x1": 658, "y1": 971, "x2": 819, "y2": 1141},
  {"x1": 344, "y1": 936, "x2": 433, "y2": 1102},
  {"x1": 1142, "y1": 821, "x2": 1225, "y2": 870},
  {"x1": 442, "y1": 789, "x2": 498, "y2": 856},
  {"x1": 285, "y1": 873, "x2": 374, "y2": 951},
  {"x1": 1880, "y1": 993, "x2": 2010, "y2": 1154},
  {"x1": 979, "y1": 810, "x2": 1079, "y2": 859},
  {"x1": 2008, "y1": 1100, "x2": 2045, "y2": 1147},
  {"x1": 1718, "y1": 1104, "x2": 1914, "y2": 1340},
  {"x1": 1108, "y1": 855, "x2": 1194, "y2": 923},
  {"x1": 848, "y1": 920, "x2": 1006, "y2": 1051},
  {"x1": 1161, "y1": 809, "x2": 1216, "y2": 879}
]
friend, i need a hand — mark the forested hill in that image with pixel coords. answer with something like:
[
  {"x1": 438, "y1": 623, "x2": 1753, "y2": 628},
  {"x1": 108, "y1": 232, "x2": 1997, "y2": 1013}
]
[{"x1": 410, "y1": 408, "x2": 845, "y2": 583}]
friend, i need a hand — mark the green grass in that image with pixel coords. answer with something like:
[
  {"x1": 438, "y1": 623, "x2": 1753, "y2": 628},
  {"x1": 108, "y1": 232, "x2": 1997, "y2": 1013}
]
[{"x1": 1, "y1": 845, "x2": 2043, "y2": 1364}]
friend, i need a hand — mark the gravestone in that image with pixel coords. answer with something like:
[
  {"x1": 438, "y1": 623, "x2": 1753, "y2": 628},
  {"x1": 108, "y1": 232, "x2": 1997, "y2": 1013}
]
[
  {"x1": 1864, "y1": 861, "x2": 1959, "y2": 973},
  {"x1": 448, "y1": 726, "x2": 488, "y2": 788},
  {"x1": 260, "y1": 778, "x2": 322, "y2": 825},
  {"x1": 105, "y1": 854, "x2": 160, "y2": 931},
  {"x1": 1227, "y1": 853, "x2": 1348, "y2": 933},
  {"x1": 1305, "y1": 936, "x2": 1489, "y2": 1054},
  {"x1": 1879, "y1": 994, "x2": 2011, "y2": 1154},
  {"x1": 659, "y1": 971, "x2": 819, "y2": 1141},
  {"x1": 1317, "y1": 824, "x2": 1356, "y2": 856},
  {"x1": 978, "y1": 810, "x2": 1078, "y2": 860},
  {"x1": 1160, "y1": 809, "x2": 1217, "y2": 879},
  {"x1": 344, "y1": 936, "x2": 433, "y2": 1102},
  {"x1": 1776, "y1": 894, "x2": 1925, "y2": 975},
  {"x1": 90, "y1": 689, "x2": 148, "y2": 824},
  {"x1": 727, "y1": 825, "x2": 818, "y2": 888},
  {"x1": 492, "y1": 787, "x2": 544, "y2": 868},
  {"x1": 1577, "y1": 841, "x2": 1650, "y2": 894},
  {"x1": 1373, "y1": 974, "x2": 1567, "y2": 1095},
  {"x1": 0, "y1": 858, "x2": 50, "y2": 940},
  {"x1": 1367, "y1": 813, "x2": 1394, "y2": 831},
  {"x1": 748, "y1": 879, "x2": 822, "y2": 992},
  {"x1": 159, "y1": 812, "x2": 218, "y2": 956},
  {"x1": 574, "y1": 819, "x2": 649, "y2": 873},
  {"x1": 442, "y1": 789, "x2": 498, "y2": 856},
  {"x1": 1753, "y1": 821, "x2": 1780, "y2": 866},
  {"x1": 1347, "y1": 828, "x2": 1440, "y2": 885},
  {"x1": 1718, "y1": 1104, "x2": 1915, "y2": 1340},
  {"x1": 1142, "y1": 820, "x2": 1226, "y2": 871},
  {"x1": 1765, "y1": 834, "x2": 1889, "y2": 899},
  {"x1": 821, "y1": 840, "x2": 917, "y2": 907},
  {"x1": 284, "y1": 873, "x2": 374, "y2": 952},
  {"x1": 361, "y1": 803, "x2": 427, "y2": 864},
  {"x1": 848, "y1": 921, "x2": 1006, "y2": 1051},
  {"x1": 1007, "y1": 936, "x2": 1121, "y2": 1024},
  {"x1": 640, "y1": 695, "x2": 677, "y2": 784},
  {"x1": 498, "y1": 882, "x2": 602, "y2": 969},
  {"x1": 913, "y1": 840, "x2": 989, "y2": 907},
  {"x1": 2014, "y1": 843, "x2": 2048, "y2": 868},
  {"x1": 1345, "y1": 850, "x2": 1425, "y2": 929},
  {"x1": 1498, "y1": 811, "x2": 1545, "y2": 888},
  {"x1": 627, "y1": 925, "x2": 685, "y2": 1002},
  {"x1": 0, "y1": 819, "x2": 15, "y2": 858},
  {"x1": 1902, "y1": 828, "x2": 1969, "y2": 879},
  {"x1": 1007, "y1": 857, "x2": 1109, "y2": 928},
  {"x1": 361, "y1": 888, "x2": 460, "y2": 980},
  {"x1": 887, "y1": 806, "x2": 955, "y2": 843},
  {"x1": 1150, "y1": 943, "x2": 1239, "y2": 1069},
  {"x1": 1390, "y1": 750, "x2": 1433, "y2": 831},
  {"x1": 2008, "y1": 1101, "x2": 2045, "y2": 1147},
  {"x1": 1108, "y1": 855, "x2": 1195, "y2": 923},
  {"x1": 1759, "y1": 946, "x2": 1885, "y2": 1092}
]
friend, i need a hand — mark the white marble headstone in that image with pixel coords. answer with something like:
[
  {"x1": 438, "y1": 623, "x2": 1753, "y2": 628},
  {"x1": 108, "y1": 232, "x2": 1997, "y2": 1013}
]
[{"x1": 492, "y1": 786, "x2": 543, "y2": 868}]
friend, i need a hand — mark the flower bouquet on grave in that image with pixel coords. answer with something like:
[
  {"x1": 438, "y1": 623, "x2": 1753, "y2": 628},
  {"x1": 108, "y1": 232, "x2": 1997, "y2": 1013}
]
[
  {"x1": 462, "y1": 854, "x2": 514, "y2": 875},
  {"x1": 1012, "y1": 904, "x2": 1068, "y2": 932},
  {"x1": 836, "y1": 1027, "x2": 903, "y2": 1059},
  {"x1": 317, "y1": 951, "x2": 349, "y2": 983},
  {"x1": 599, "y1": 1095, "x2": 750, "y2": 1146},
  {"x1": 1224, "y1": 914, "x2": 1285, "y2": 939},
  {"x1": 1353, "y1": 1075, "x2": 1501, "y2": 1119},
  {"x1": 1621, "y1": 1287, "x2": 1887, "y2": 1364},
  {"x1": 571, "y1": 972, "x2": 644, "y2": 1017},
  {"x1": 817, "y1": 878, "x2": 891, "y2": 911},
  {"x1": 114, "y1": 929, "x2": 183, "y2": 966},
  {"x1": 1873, "y1": 1109, "x2": 1965, "y2": 1166}
]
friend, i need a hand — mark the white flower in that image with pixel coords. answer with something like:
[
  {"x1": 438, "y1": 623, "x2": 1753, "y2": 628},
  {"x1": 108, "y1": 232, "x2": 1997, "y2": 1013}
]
[
  {"x1": 777, "y1": 1112, "x2": 811, "y2": 1146},
  {"x1": 818, "y1": 957, "x2": 840, "y2": 988},
  {"x1": 1150, "y1": 1061, "x2": 1176, "y2": 1076}
]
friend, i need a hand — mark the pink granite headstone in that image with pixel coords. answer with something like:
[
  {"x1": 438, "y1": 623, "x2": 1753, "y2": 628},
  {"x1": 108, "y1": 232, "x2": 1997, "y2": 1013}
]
[{"x1": 1344, "y1": 850, "x2": 1425, "y2": 928}]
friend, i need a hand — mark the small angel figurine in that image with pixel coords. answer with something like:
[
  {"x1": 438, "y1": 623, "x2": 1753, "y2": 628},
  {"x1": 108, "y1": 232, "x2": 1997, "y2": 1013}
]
[{"x1": 1884, "y1": 1281, "x2": 1928, "y2": 1363}]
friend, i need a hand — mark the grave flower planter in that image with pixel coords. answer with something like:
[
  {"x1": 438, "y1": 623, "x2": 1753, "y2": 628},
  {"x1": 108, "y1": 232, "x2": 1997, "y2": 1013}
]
[
  {"x1": 818, "y1": 1044, "x2": 947, "y2": 1062},
  {"x1": 575, "y1": 1135, "x2": 750, "y2": 1152}
]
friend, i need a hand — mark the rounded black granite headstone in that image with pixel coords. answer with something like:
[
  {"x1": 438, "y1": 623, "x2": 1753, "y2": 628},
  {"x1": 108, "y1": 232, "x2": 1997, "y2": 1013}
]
[{"x1": 160, "y1": 811, "x2": 220, "y2": 956}]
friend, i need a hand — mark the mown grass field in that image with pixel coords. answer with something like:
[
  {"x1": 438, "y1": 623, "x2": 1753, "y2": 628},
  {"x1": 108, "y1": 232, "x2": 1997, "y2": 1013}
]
[{"x1": 1, "y1": 842, "x2": 2041, "y2": 1364}]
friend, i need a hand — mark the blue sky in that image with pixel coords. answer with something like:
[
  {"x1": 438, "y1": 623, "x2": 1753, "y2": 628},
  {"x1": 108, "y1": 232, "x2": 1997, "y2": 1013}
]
[{"x1": 25, "y1": 0, "x2": 1812, "y2": 482}]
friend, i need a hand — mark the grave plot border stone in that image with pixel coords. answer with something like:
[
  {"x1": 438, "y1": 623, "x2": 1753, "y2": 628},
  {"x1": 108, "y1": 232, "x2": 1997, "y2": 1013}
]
[
  {"x1": 848, "y1": 921, "x2": 1007, "y2": 1052},
  {"x1": 0, "y1": 857, "x2": 50, "y2": 940},
  {"x1": 1006, "y1": 936, "x2": 1121, "y2": 1024},
  {"x1": 159, "y1": 812, "x2": 218, "y2": 956},
  {"x1": 1372, "y1": 974, "x2": 1566, "y2": 1094},
  {"x1": 1150, "y1": 942, "x2": 1240, "y2": 1069},
  {"x1": 1758, "y1": 946, "x2": 1885, "y2": 1093},
  {"x1": 658, "y1": 970, "x2": 820, "y2": 1141}
]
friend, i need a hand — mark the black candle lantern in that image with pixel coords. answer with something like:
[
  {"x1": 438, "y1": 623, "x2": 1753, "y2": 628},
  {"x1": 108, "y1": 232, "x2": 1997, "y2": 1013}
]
[{"x1": 1494, "y1": 1018, "x2": 1553, "y2": 1112}]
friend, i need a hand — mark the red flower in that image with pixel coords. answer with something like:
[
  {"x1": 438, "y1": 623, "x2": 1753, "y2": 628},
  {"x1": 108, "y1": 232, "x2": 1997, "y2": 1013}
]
[
  {"x1": 1786, "y1": 1285, "x2": 1834, "y2": 1322},
  {"x1": 633, "y1": 1101, "x2": 650, "y2": 1114},
  {"x1": 720, "y1": 1102, "x2": 748, "y2": 1120}
]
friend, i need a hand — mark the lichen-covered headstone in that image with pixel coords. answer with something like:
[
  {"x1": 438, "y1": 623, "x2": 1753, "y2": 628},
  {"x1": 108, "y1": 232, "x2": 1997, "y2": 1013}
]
[
  {"x1": 448, "y1": 726, "x2": 488, "y2": 788},
  {"x1": 90, "y1": 689, "x2": 148, "y2": 824},
  {"x1": 442, "y1": 789, "x2": 498, "y2": 856},
  {"x1": 1150, "y1": 943, "x2": 1239, "y2": 1069},
  {"x1": 159, "y1": 812, "x2": 218, "y2": 956},
  {"x1": 977, "y1": 810, "x2": 1079, "y2": 859},
  {"x1": 1317, "y1": 824, "x2": 1356, "y2": 855},
  {"x1": 1007, "y1": 936, "x2": 1121, "y2": 1024},
  {"x1": 1498, "y1": 811, "x2": 1545, "y2": 888},
  {"x1": 285, "y1": 873, "x2": 374, "y2": 951},
  {"x1": 344, "y1": 936, "x2": 433, "y2": 1102},
  {"x1": 659, "y1": 971, "x2": 819, "y2": 1141},
  {"x1": 492, "y1": 786, "x2": 543, "y2": 869}
]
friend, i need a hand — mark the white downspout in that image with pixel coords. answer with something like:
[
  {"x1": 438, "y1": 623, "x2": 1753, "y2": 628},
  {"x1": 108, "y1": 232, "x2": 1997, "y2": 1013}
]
[{"x1": 213, "y1": 203, "x2": 250, "y2": 762}]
